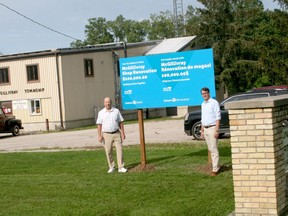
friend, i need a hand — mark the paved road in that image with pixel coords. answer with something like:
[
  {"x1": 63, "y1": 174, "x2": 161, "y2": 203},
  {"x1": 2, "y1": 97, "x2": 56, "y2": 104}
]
[{"x1": 0, "y1": 119, "x2": 194, "y2": 152}]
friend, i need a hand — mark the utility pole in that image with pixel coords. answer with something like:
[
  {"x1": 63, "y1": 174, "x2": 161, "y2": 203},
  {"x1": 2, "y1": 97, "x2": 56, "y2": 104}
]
[{"x1": 173, "y1": 0, "x2": 185, "y2": 37}]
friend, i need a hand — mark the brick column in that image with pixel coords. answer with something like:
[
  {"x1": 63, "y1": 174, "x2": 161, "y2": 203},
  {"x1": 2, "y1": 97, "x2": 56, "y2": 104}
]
[{"x1": 225, "y1": 96, "x2": 288, "y2": 216}]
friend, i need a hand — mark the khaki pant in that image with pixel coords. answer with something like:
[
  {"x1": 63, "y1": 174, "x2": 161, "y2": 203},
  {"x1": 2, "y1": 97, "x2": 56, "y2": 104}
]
[
  {"x1": 204, "y1": 126, "x2": 220, "y2": 172},
  {"x1": 103, "y1": 132, "x2": 124, "y2": 169}
]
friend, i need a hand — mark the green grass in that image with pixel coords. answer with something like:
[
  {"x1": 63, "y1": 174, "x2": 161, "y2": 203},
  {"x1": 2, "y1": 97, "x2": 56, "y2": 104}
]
[{"x1": 0, "y1": 141, "x2": 234, "y2": 216}]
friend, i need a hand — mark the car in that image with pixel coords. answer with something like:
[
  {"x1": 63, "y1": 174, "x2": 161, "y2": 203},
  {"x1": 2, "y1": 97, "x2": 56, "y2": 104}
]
[
  {"x1": 184, "y1": 87, "x2": 288, "y2": 140},
  {"x1": 0, "y1": 107, "x2": 23, "y2": 136},
  {"x1": 253, "y1": 85, "x2": 288, "y2": 91},
  {"x1": 252, "y1": 85, "x2": 288, "y2": 95}
]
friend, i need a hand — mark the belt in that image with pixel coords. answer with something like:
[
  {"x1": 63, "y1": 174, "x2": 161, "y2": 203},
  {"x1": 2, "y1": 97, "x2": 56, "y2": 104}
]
[
  {"x1": 104, "y1": 130, "x2": 119, "y2": 134},
  {"x1": 204, "y1": 125, "x2": 215, "y2": 129}
]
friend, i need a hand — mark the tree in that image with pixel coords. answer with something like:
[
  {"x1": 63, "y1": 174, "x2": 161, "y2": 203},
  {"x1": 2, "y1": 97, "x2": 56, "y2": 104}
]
[
  {"x1": 108, "y1": 15, "x2": 127, "y2": 42},
  {"x1": 70, "y1": 39, "x2": 85, "y2": 47},
  {"x1": 219, "y1": 0, "x2": 266, "y2": 93},
  {"x1": 185, "y1": 5, "x2": 201, "y2": 36},
  {"x1": 125, "y1": 20, "x2": 149, "y2": 42},
  {"x1": 187, "y1": 0, "x2": 287, "y2": 94},
  {"x1": 223, "y1": 2, "x2": 288, "y2": 91},
  {"x1": 189, "y1": 0, "x2": 236, "y2": 92},
  {"x1": 254, "y1": 9, "x2": 288, "y2": 86},
  {"x1": 71, "y1": 17, "x2": 114, "y2": 47},
  {"x1": 84, "y1": 17, "x2": 114, "y2": 45},
  {"x1": 148, "y1": 11, "x2": 176, "y2": 40},
  {"x1": 108, "y1": 15, "x2": 149, "y2": 43},
  {"x1": 71, "y1": 16, "x2": 150, "y2": 47},
  {"x1": 70, "y1": 10, "x2": 182, "y2": 47},
  {"x1": 274, "y1": 0, "x2": 288, "y2": 9}
]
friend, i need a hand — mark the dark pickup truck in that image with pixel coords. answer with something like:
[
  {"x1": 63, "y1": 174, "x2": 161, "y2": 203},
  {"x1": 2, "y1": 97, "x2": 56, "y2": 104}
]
[{"x1": 0, "y1": 107, "x2": 23, "y2": 136}]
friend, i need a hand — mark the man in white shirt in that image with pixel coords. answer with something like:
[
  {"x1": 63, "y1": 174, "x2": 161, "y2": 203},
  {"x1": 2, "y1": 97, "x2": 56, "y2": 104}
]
[
  {"x1": 96, "y1": 97, "x2": 127, "y2": 173},
  {"x1": 200, "y1": 87, "x2": 221, "y2": 176}
]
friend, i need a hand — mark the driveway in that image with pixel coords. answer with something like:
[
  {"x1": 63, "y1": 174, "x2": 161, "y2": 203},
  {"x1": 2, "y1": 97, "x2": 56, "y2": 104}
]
[{"x1": 0, "y1": 119, "x2": 194, "y2": 152}]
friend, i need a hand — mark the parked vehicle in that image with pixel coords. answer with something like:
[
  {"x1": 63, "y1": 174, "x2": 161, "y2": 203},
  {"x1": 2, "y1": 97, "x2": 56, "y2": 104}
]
[
  {"x1": 0, "y1": 107, "x2": 23, "y2": 136},
  {"x1": 252, "y1": 85, "x2": 288, "y2": 95},
  {"x1": 184, "y1": 87, "x2": 288, "y2": 140},
  {"x1": 253, "y1": 85, "x2": 288, "y2": 90}
]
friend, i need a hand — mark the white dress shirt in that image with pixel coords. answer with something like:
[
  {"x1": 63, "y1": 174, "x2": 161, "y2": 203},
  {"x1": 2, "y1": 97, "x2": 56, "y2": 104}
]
[{"x1": 201, "y1": 98, "x2": 221, "y2": 126}]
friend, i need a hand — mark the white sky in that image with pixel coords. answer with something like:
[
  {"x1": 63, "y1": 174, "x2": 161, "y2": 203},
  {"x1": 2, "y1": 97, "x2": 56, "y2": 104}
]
[{"x1": 0, "y1": 0, "x2": 281, "y2": 55}]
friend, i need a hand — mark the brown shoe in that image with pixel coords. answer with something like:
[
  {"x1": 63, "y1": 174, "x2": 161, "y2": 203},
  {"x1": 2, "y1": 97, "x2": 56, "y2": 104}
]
[{"x1": 211, "y1": 171, "x2": 218, "y2": 176}]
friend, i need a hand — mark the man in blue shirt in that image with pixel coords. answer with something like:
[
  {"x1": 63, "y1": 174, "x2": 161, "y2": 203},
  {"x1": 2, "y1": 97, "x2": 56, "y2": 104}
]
[{"x1": 200, "y1": 87, "x2": 221, "y2": 176}]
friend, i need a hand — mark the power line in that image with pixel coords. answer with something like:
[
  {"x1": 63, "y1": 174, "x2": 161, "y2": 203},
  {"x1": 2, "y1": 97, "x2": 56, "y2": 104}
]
[{"x1": 0, "y1": 2, "x2": 80, "y2": 41}]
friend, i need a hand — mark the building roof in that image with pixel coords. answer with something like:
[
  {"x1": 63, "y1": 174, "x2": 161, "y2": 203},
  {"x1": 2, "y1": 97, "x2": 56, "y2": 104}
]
[
  {"x1": 145, "y1": 36, "x2": 196, "y2": 55},
  {"x1": 0, "y1": 41, "x2": 159, "y2": 61},
  {"x1": 0, "y1": 36, "x2": 196, "y2": 61}
]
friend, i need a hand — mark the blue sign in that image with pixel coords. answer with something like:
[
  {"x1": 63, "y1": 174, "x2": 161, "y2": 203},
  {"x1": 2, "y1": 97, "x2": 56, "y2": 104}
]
[{"x1": 120, "y1": 48, "x2": 216, "y2": 110}]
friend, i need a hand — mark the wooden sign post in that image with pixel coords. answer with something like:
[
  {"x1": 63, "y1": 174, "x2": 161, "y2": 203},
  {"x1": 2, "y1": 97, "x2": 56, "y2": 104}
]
[{"x1": 138, "y1": 109, "x2": 146, "y2": 168}]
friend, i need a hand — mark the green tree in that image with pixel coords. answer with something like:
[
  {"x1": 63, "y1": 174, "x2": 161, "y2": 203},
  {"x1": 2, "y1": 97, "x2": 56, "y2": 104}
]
[
  {"x1": 274, "y1": 0, "x2": 288, "y2": 9},
  {"x1": 190, "y1": 0, "x2": 236, "y2": 92},
  {"x1": 70, "y1": 39, "x2": 85, "y2": 47},
  {"x1": 84, "y1": 17, "x2": 114, "y2": 45},
  {"x1": 71, "y1": 15, "x2": 149, "y2": 47},
  {"x1": 185, "y1": 5, "x2": 201, "y2": 36},
  {"x1": 254, "y1": 9, "x2": 288, "y2": 86},
  {"x1": 221, "y1": 2, "x2": 288, "y2": 92},
  {"x1": 108, "y1": 15, "x2": 149, "y2": 42},
  {"x1": 123, "y1": 19, "x2": 149, "y2": 42},
  {"x1": 219, "y1": 0, "x2": 265, "y2": 93},
  {"x1": 188, "y1": 0, "x2": 287, "y2": 94},
  {"x1": 148, "y1": 11, "x2": 176, "y2": 40},
  {"x1": 108, "y1": 15, "x2": 126, "y2": 42},
  {"x1": 71, "y1": 17, "x2": 114, "y2": 47}
]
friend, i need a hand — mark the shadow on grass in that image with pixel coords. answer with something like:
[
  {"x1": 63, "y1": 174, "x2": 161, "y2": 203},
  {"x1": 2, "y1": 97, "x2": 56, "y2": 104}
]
[
  {"x1": 127, "y1": 145, "x2": 232, "y2": 174},
  {"x1": 128, "y1": 155, "x2": 176, "y2": 171},
  {"x1": 184, "y1": 146, "x2": 231, "y2": 157},
  {"x1": 184, "y1": 146, "x2": 233, "y2": 174}
]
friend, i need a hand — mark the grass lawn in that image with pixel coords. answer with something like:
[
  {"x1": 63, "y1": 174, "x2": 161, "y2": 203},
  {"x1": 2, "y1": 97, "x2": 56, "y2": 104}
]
[{"x1": 0, "y1": 141, "x2": 234, "y2": 216}]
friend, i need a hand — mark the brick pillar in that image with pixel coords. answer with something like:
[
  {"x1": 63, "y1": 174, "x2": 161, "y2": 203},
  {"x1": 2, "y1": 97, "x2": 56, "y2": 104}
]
[{"x1": 225, "y1": 96, "x2": 288, "y2": 216}]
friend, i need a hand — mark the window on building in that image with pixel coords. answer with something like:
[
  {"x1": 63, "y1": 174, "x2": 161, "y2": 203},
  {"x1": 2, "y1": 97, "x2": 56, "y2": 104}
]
[
  {"x1": 27, "y1": 65, "x2": 39, "y2": 82},
  {"x1": 30, "y1": 99, "x2": 41, "y2": 115},
  {"x1": 84, "y1": 59, "x2": 94, "y2": 77},
  {"x1": 0, "y1": 67, "x2": 10, "y2": 84}
]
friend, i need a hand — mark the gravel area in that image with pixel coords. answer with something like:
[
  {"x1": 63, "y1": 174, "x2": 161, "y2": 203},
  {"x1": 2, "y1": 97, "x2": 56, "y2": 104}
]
[{"x1": 0, "y1": 119, "x2": 194, "y2": 152}]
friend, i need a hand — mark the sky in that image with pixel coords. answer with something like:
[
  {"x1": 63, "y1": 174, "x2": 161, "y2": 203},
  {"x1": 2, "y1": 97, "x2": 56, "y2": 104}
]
[{"x1": 0, "y1": 0, "x2": 281, "y2": 55}]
